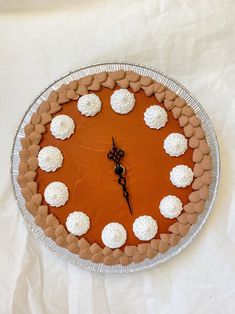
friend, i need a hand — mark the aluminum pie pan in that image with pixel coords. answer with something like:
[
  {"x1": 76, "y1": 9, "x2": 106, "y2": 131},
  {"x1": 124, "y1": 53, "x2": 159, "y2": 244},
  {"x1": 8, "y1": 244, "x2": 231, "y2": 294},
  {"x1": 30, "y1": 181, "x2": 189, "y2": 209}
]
[{"x1": 11, "y1": 62, "x2": 220, "y2": 273}]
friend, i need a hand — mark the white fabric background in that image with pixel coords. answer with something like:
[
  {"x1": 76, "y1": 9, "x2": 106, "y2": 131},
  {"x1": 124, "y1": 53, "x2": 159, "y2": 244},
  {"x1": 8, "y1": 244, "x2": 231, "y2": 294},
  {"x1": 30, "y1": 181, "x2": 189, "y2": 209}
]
[{"x1": 0, "y1": 1, "x2": 234, "y2": 313}]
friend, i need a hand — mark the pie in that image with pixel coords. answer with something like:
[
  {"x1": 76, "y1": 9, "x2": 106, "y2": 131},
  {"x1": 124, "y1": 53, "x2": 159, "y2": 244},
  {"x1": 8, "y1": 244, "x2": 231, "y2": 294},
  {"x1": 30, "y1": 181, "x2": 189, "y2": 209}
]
[{"x1": 17, "y1": 69, "x2": 212, "y2": 266}]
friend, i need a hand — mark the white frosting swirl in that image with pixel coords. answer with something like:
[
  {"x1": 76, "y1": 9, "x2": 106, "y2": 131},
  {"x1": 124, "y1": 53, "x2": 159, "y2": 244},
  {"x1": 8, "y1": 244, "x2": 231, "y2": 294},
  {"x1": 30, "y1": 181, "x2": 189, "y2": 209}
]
[
  {"x1": 159, "y1": 195, "x2": 183, "y2": 219},
  {"x1": 101, "y1": 222, "x2": 127, "y2": 249},
  {"x1": 164, "y1": 133, "x2": 188, "y2": 157},
  {"x1": 144, "y1": 105, "x2": 168, "y2": 129},
  {"x1": 133, "y1": 215, "x2": 158, "y2": 241},
  {"x1": 37, "y1": 146, "x2": 63, "y2": 172},
  {"x1": 77, "y1": 94, "x2": 102, "y2": 117},
  {"x1": 170, "y1": 165, "x2": 194, "y2": 188},
  {"x1": 110, "y1": 89, "x2": 135, "y2": 114},
  {"x1": 44, "y1": 181, "x2": 69, "y2": 207},
  {"x1": 66, "y1": 211, "x2": 90, "y2": 236},
  {"x1": 50, "y1": 115, "x2": 75, "y2": 140}
]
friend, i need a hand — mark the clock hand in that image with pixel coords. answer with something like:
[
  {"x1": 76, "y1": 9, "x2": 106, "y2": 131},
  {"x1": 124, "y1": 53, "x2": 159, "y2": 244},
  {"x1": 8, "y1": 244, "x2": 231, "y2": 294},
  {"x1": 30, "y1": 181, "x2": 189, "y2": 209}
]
[
  {"x1": 107, "y1": 137, "x2": 133, "y2": 215},
  {"x1": 107, "y1": 137, "x2": 124, "y2": 164},
  {"x1": 118, "y1": 175, "x2": 133, "y2": 215},
  {"x1": 112, "y1": 136, "x2": 116, "y2": 149}
]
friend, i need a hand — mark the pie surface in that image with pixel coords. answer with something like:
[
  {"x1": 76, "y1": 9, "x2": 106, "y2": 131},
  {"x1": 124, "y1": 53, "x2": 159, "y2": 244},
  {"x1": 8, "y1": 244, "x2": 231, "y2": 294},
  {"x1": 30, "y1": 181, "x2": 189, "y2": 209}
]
[{"x1": 17, "y1": 70, "x2": 212, "y2": 266}]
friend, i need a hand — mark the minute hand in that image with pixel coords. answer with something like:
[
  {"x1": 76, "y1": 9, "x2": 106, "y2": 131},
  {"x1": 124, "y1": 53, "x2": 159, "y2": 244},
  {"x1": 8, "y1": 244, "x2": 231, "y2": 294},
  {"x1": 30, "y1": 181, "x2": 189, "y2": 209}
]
[{"x1": 117, "y1": 174, "x2": 133, "y2": 215}]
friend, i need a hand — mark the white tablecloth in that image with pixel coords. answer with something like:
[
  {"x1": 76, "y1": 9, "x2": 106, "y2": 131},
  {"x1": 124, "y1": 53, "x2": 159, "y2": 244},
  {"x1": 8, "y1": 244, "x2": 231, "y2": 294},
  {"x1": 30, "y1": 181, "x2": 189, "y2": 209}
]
[{"x1": 0, "y1": 1, "x2": 234, "y2": 313}]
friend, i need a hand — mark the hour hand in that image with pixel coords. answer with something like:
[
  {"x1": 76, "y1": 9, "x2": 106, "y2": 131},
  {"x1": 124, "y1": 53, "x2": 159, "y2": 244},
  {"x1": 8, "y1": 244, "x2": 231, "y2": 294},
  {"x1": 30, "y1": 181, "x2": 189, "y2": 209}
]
[{"x1": 107, "y1": 138, "x2": 124, "y2": 164}]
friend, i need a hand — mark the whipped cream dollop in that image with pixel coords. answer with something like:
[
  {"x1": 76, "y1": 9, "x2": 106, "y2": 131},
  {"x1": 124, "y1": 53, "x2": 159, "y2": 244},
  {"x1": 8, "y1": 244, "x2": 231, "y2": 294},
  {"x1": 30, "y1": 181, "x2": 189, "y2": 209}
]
[
  {"x1": 44, "y1": 181, "x2": 69, "y2": 207},
  {"x1": 50, "y1": 114, "x2": 75, "y2": 140},
  {"x1": 170, "y1": 165, "x2": 194, "y2": 188},
  {"x1": 159, "y1": 195, "x2": 183, "y2": 219},
  {"x1": 110, "y1": 89, "x2": 135, "y2": 114},
  {"x1": 164, "y1": 133, "x2": 188, "y2": 157},
  {"x1": 77, "y1": 94, "x2": 102, "y2": 117},
  {"x1": 66, "y1": 211, "x2": 90, "y2": 236},
  {"x1": 101, "y1": 222, "x2": 127, "y2": 249},
  {"x1": 144, "y1": 105, "x2": 168, "y2": 129},
  {"x1": 37, "y1": 146, "x2": 63, "y2": 172},
  {"x1": 133, "y1": 215, "x2": 158, "y2": 241}
]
